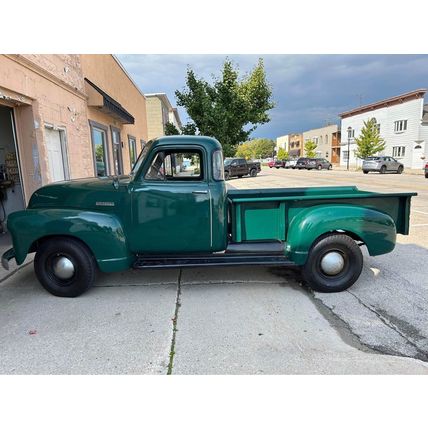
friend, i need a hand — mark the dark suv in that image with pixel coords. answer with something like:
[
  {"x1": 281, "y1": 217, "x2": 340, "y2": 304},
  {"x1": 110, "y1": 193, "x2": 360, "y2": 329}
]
[{"x1": 296, "y1": 157, "x2": 332, "y2": 170}]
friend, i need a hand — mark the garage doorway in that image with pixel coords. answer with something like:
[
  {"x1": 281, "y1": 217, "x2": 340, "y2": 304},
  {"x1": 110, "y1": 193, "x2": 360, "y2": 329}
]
[{"x1": 0, "y1": 104, "x2": 25, "y2": 233}]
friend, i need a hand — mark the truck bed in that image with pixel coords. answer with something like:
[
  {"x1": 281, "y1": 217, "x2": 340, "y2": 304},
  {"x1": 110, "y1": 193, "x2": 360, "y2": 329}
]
[{"x1": 227, "y1": 186, "x2": 416, "y2": 242}]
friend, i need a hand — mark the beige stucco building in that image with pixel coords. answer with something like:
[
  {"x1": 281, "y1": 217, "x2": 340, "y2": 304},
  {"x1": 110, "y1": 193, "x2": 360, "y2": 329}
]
[
  {"x1": 145, "y1": 93, "x2": 182, "y2": 140},
  {"x1": 302, "y1": 124, "x2": 339, "y2": 162},
  {"x1": 0, "y1": 54, "x2": 148, "y2": 227}
]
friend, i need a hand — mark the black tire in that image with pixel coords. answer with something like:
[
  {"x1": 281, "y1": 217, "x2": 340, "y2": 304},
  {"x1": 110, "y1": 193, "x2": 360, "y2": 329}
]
[
  {"x1": 238, "y1": 175, "x2": 244, "y2": 178},
  {"x1": 397, "y1": 166, "x2": 403, "y2": 174},
  {"x1": 302, "y1": 234, "x2": 363, "y2": 293},
  {"x1": 34, "y1": 237, "x2": 97, "y2": 297},
  {"x1": 224, "y1": 171, "x2": 230, "y2": 180},
  {"x1": 425, "y1": 173, "x2": 428, "y2": 179},
  {"x1": 317, "y1": 165, "x2": 322, "y2": 170},
  {"x1": 380, "y1": 165, "x2": 386, "y2": 174},
  {"x1": 250, "y1": 168, "x2": 257, "y2": 177},
  {"x1": 276, "y1": 166, "x2": 280, "y2": 169},
  {"x1": 363, "y1": 170, "x2": 369, "y2": 174}
]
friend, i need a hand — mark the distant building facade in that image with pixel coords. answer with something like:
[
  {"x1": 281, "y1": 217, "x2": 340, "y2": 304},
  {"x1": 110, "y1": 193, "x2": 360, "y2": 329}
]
[
  {"x1": 276, "y1": 134, "x2": 289, "y2": 153},
  {"x1": 339, "y1": 89, "x2": 428, "y2": 169},
  {"x1": 145, "y1": 93, "x2": 182, "y2": 140},
  {"x1": 288, "y1": 133, "x2": 303, "y2": 158},
  {"x1": 302, "y1": 124, "x2": 339, "y2": 162}
]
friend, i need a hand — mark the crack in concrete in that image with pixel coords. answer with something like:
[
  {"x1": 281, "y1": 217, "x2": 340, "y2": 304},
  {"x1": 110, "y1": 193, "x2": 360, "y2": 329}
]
[
  {"x1": 346, "y1": 289, "x2": 428, "y2": 361},
  {"x1": 167, "y1": 269, "x2": 182, "y2": 375}
]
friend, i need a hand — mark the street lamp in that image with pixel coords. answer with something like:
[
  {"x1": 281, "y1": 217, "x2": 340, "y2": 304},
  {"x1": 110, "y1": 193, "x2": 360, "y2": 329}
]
[{"x1": 347, "y1": 126, "x2": 352, "y2": 171}]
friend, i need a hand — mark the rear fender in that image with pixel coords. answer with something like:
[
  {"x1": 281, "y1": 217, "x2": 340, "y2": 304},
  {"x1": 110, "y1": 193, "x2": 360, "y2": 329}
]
[
  {"x1": 7, "y1": 209, "x2": 133, "y2": 272},
  {"x1": 285, "y1": 204, "x2": 396, "y2": 265}
]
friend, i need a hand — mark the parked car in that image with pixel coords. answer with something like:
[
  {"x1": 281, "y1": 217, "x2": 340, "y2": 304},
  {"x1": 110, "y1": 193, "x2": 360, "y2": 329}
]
[
  {"x1": 296, "y1": 157, "x2": 332, "y2": 170},
  {"x1": 424, "y1": 161, "x2": 428, "y2": 178},
  {"x1": 362, "y1": 156, "x2": 404, "y2": 174},
  {"x1": 224, "y1": 157, "x2": 261, "y2": 179},
  {"x1": 285, "y1": 159, "x2": 297, "y2": 169},
  {"x1": 268, "y1": 160, "x2": 285, "y2": 169}
]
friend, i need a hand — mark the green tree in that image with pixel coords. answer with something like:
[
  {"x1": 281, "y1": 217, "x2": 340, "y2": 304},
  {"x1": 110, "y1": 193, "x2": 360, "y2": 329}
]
[
  {"x1": 164, "y1": 122, "x2": 180, "y2": 135},
  {"x1": 180, "y1": 123, "x2": 197, "y2": 135},
  {"x1": 175, "y1": 58, "x2": 274, "y2": 157},
  {"x1": 277, "y1": 147, "x2": 289, "y2": 160},
  {"x1": 235, "y1": 143, "x2": 255, "y2": 160},
  {"x1": 354, "y1": 118, "x2": 385, "y2": 159},
  {"x1": 304, "y1": 140, "x2": 317, "y2": 158}
]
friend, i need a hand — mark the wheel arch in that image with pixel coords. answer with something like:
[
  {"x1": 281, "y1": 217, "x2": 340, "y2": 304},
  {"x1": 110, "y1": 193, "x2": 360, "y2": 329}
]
[{"x1": 285, "y1": 204, "x2": 396, "y2": 265}]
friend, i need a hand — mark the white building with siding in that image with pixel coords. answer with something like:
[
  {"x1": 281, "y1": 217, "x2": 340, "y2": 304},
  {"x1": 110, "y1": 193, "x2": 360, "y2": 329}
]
[{"x1": 339, "y1": 89, "x2": 428, "y2": 170}]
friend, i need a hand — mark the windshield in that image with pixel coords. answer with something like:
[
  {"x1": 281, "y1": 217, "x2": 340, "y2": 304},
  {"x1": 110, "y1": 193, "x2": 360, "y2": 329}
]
[
  {"x1": 366, "y1": 157, "x2": 381, "y2": 161},
  {"x1": 224, "y1": 158, "x2": 233, "y2": 166},
  {"x1": 130, "y1": 140, "x2": 153, "y2": 176}
]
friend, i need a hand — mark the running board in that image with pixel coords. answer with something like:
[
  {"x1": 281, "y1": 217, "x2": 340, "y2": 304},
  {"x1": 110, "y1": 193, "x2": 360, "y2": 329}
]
[{"x1": 133, "y1": 254, "x2": 296, "y2": 269}]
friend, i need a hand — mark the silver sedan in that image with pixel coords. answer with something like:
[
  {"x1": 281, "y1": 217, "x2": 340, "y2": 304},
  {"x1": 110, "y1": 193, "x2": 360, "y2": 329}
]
[{"x1": 362, "y1": 156, "x2": 404, "y2": 174}]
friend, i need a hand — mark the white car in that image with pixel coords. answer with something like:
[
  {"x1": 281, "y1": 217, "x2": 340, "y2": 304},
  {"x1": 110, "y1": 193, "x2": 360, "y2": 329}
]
[{"x1": 285, "y1": 159, "x2": 297, "y2": 169}]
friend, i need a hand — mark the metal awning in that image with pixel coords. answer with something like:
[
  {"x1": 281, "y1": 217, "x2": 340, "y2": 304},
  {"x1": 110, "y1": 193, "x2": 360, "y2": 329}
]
[{"x1": 84, "y1": 78, "x2": 135, "y2": 124}]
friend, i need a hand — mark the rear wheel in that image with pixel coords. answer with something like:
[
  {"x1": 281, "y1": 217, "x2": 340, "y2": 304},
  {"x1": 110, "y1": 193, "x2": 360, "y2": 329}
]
[
  {"x1": 363, "y1": 170, "x2": 369, "y2": 174},
  {"x1": 302, "y1": 234, "x2": 363, "y2": 293},
  {"x1": 224, "y1": 171, "x2": 230, "y2": 180},
  {"x1": 34, "y1": 237, "x2": 97, "y2": 297},
  {"x1": 250, "y1": 168, "x2": 257, "y2": 177},
  {"x1": 397, "y1": 166, "x2": 403, "y2": 174},
  {"x1": 380, "y1": 165, "x2": 386, "y2": 174},
  {"x1": 328, "y1": 165, "x2": 332, "y2": 170}
]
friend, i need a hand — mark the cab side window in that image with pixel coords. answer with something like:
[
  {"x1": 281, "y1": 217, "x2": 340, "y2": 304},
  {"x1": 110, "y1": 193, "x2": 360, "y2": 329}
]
[{"x1": 145, "y1": 150, "x2": 204, "y2": 181}]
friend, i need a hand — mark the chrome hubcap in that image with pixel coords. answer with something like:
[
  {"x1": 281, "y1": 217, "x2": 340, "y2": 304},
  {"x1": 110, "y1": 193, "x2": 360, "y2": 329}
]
[
  {"x1": 320, "y1": 251, "x2": 345, "y2": 276},
  {"x1": 52, "y1": 256, "x2": 75, "y2": 280}
]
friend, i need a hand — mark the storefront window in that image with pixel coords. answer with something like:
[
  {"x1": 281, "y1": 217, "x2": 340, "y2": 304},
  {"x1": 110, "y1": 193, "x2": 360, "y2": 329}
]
[{"x1": 90, "y1": 122, "x2": 109, "y2": 177}]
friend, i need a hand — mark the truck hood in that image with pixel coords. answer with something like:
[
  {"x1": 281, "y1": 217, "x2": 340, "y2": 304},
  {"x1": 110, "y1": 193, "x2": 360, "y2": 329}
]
[{"x1": 28, "y1": 176, "x2": 132, "y2": 210}]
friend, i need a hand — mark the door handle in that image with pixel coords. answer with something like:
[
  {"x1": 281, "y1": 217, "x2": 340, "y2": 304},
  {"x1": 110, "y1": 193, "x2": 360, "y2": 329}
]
[{"x1": 192, "y1": 190, "x2": 208, "y2": 194}]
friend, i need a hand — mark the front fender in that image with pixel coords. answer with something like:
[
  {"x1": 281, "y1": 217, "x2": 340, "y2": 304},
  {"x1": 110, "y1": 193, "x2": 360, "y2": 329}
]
[
  {"x1": 7, "y1": 209, "x2": 133, "y2": 272},
  {"x1": 285, "y1": 204, "x2": 396, "y2": 265}
]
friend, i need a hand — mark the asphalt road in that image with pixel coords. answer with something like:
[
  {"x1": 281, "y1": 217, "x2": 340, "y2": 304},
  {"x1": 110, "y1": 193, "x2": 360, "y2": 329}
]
[{"x1": 0, "y1": 167, "x2": 427, "y2": 374}]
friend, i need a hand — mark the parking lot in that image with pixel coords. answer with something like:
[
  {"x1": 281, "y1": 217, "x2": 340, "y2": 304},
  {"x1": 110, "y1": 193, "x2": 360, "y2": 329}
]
[{"x1": 1, "y1": 167, "x2": 427, "y2": 374}]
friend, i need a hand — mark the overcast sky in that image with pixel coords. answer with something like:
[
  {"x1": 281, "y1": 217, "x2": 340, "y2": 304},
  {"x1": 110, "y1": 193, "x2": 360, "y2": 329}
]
[{"x1": 117, "y1": 55, "x2": 428, "y2": 140}]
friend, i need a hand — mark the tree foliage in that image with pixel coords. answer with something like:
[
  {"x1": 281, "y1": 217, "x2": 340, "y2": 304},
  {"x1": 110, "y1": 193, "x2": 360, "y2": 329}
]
[
  {"x1": 304, "y1": 140, "x2": 317, "y2": 158},
  {"x1": 353, "y1": 118, "x2": 385, "y2": 159},
  {"x1": 175, "y1": 59, "x2": 274, "y2": 156},
  {"x1": 277, "y1": 147, "x2": 289, "y2": 160},
  {"x1": 235, "y1": 138, "x2": 275, "y2": 160},
  {"x1": 164, "y1": 122, "x2": 180, "y2": 136}
]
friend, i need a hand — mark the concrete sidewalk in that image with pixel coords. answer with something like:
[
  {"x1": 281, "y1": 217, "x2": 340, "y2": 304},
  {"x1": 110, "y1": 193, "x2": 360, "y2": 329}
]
[{"x1": 1, "y1": 264, "x2": 427, "y2": 374}]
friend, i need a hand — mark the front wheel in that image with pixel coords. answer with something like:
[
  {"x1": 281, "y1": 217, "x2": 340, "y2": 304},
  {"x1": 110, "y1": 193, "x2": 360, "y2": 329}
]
[
  {"x1": 317, "y1": 165, "x2": 322, "y2": 170},
  {"x1": 224, "y1": 171, "x2": 230, "y2": 180},
  {"x1": 363, "y1": 170, "x2": 369, "y2": 174},
  {"x1": 380, "y1": 165, "x2": 386, "y2": 174},
  {"x1": 250, "y1": 168, "x2": 257, "y2": 177},
  {"x1": 34, "y1": 237, "x2": 97, "y2": 297},
  {"x1": 397, "y1": 166, "x2": 403, "y2": 174},
  {"x1": 328, "y1": 165, "x2": 332, "y2": 170},
  {"x1": 302, "y1": 234, "x2": 363, "y2": 293}
]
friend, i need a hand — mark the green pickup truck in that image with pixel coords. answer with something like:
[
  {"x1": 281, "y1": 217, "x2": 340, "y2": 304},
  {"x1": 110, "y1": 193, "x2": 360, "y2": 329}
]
[{"x1": 2, "y1": 136, "x2": 416, "y2": 297}]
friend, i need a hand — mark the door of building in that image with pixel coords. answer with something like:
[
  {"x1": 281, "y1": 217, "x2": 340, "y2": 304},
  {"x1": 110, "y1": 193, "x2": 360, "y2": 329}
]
[
  {"x1": 412, "y1": 142, "x2": 425, "y2": 169},
  {"x1": 45, "y1": 127, "x2": 69, "y2": 182},
  {"x1": 0, "y1": 104, "x2": 25, "y2": 227}
]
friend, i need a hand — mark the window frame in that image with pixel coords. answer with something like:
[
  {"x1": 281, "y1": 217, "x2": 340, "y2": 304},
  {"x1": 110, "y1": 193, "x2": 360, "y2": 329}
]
[
  {"x1": 394, "y1": 120, "x2": 408, "y2": 133},
  {"x1": 392, "y1": 146, "x2": 406, "y2": 158},
  {"x1": 110, "y1": 126, "x2": 123, "y2": 175},
  {"x1": 143, "y1": 147, "x2": 206, "y2": 183},
  {"x1": 89, "y1": 120, "x2": 110, "y2": 177},
  {"x1": 128, "y1": 135, "x2": 137, "y2": 169}
]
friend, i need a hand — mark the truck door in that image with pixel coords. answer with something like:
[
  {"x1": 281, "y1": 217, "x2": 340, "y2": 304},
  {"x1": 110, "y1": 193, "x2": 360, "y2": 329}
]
[{"x1": 130, "y1": 147, "x2": 212, "y2": 254}]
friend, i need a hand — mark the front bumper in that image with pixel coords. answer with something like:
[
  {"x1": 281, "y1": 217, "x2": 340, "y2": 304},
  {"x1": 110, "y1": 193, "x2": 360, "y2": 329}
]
[{"x1": 2, "y1": 248, "x2": 15, "y2": 270}]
